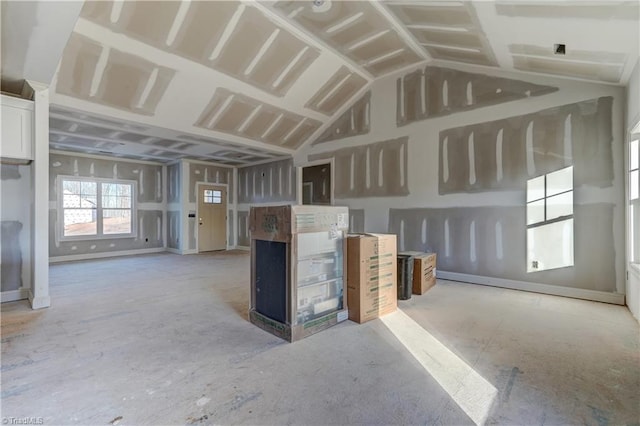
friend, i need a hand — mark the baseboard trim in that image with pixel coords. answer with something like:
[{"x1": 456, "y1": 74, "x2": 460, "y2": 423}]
[
  {"x1": 1, "y1": 288, "x2": 29, "y2": 303},
  {"x1": 166, "y1": 247, "x2": 182, "y2": 255},
  {"x1": 438, "y1": 271, "x2": 625, "y2": 305},
  {"x1": 236, "y1": 246, "x2": 250, "y2": 251},
  {"x1": 50, "y1": 247, "x2": 166, "y2": 263},
  {"x1": 28, "y1": 289, "x2": 50, "y2": 309}
]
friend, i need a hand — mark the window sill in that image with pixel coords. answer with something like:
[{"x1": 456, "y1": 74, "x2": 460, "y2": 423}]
[{"x1": 60, "y1": 234, "x2": 136, "y2": 242}]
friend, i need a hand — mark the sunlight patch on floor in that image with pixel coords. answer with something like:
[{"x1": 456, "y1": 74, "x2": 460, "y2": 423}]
[{"x1": 380, "y1": 310, "x2": 498, "y2": 425}]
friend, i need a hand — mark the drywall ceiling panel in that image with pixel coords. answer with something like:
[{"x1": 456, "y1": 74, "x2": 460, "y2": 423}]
[
  {"x1": 509, "y1": 44, "x2": 627, "y2": 84},
  {"x1": 49, "y1": 105, "x2": 284, "y2": 164},
  {"x1": 56, "y1": 33, "x2": 103, "y2": 101},
  {"x1": 305, "y1": 65, "x2": 367, "y2": 115},
  {"x1": 214, "y1": 98, "x2": 257, "y2": 133},
  {"x1": 271, "y1": 0, "x2": 421, "y2": 76},
  {"x1": 512, "y1": 56, "x2": 622, "y2": 84},
  {"x1": 51, "y1": 106, "x2": 151, "y2": 132},
  {"x1": 243, "y1": 109, "x2": 280, "y2": 140},
  {"x1": 314, "y1": 91, "x2": 371, "y2": 145},
  {"x1": 385, "y1": 2, "x2": 497, "y2": 67},
  {"x1": 119, "y1": 1, "x2": 181, "y2": 44},
  {"x1": 195, "y1": 88, "x2": 321, "y2": 149},
  {"x1": 427, "y1": 47, "x2": 495, "y2": 67},
  {"x1": 57, "y1": 33, "x2": 175, "y2": 115},
  {"x1": 1, "y1": 1, "x2": 84, "y2": 94},
  {"x1": 387, "y1": 3, "x2": 473, "y2": 27},
  {"x1": 495, "y1": 1, "x2": 640, "y2": 20},
  {"x1": 411, "y1": 30, "x2": 483, "y2": 50},
  {"x1": 79, "y1": 1, "x2": 319, "y2": 97},
  {"x1": 366, "y1": 51, "x2": 421, "y2": 75},
  {"x1": 509, "y1": 44, "x2": 627, "y2": 64}
]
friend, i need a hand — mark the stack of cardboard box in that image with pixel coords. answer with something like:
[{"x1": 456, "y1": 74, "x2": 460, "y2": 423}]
[{"x1": 346, "y1": 234, "x2": 398, "y2": 324}]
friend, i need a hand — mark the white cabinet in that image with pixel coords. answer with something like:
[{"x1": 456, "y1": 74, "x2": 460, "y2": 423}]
[{"x1": 1, "y1": 95, "x2": 34, "y2": 160}]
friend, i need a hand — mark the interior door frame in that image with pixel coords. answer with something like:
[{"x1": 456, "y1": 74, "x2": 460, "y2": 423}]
[
  {"x1": 195, "y1": 181, "x2": 229, "y2": 253},
  {"x1": 297, "y1": 158, "x2": 335, "y2": 206}
]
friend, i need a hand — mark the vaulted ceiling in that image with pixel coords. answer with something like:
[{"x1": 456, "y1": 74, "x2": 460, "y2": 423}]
[{"x1": 2, "y1": 1, "x2": 639, "y2": 164}]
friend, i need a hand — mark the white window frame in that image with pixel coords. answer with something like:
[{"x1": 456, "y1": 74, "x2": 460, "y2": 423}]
[
  {"x1": 526, "y1": 166, "x2": 574, "y2": 228},
  {"x1": 58, "y1": 176, "x2": 137, "y2": 241},
  {"x1": 629, "y1": 127, "x2": 640, "y2": 268},
  {"x1": 526, "y1": 166, "x2": 575, "y2": 272}
]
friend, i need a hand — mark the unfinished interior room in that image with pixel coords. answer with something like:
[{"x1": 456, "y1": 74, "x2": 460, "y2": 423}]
[{"x1": 1, "y1": 0, "x2": 639, "y2": 424}]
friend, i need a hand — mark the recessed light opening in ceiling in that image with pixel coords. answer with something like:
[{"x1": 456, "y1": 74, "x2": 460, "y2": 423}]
[{"x1": 312, "y1": 0, "x2": 332, "y2": 13}]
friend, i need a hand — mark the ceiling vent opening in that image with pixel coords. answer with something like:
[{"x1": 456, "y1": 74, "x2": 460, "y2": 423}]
[
  {"x1": 554, "y1": 44, "x2": 566, "y2": 55},
  {"x1": 312, "y1": 0, "x2": 332, "y2": 13}
]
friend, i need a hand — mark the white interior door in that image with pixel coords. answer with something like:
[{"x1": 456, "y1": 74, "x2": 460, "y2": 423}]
[{"x1": 198, "y1": 184, "x2": 227, "y2": 252}]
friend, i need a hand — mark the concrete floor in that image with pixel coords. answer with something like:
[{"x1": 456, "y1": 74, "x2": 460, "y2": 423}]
[{"x1": 1, "y1": 251, "x2": 639, "y2": 425}]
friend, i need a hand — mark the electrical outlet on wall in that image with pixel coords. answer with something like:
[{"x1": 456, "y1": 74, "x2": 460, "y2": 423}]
[{"x1": 531, "y1": 260, "x2": 539, "y2": 269}]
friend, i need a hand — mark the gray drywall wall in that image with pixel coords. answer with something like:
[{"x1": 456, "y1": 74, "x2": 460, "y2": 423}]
[
  {"x1": 1, "y1": 221, "x2": 23, "y2": 291},
  {"x1": 166, "y1": 210, "x2": 180, "y2": 249},
  {"x1": 227, "y1": 209, "x2": 234, "y2": 247},
  {"x1": 313, "y1": 91, "x2": 371, "y2": 145},
  {"x1": 188, "y1": 163, "x2": 232, "y2": 203},
  {"x1": 309, "y1": 137, "x2": 409, "y2": 199},
  {"x1": 49, "y1": 153, "x2": 165, "y2": 257},
  {"x1": 1, "y1": 163, "x2": 31, "y2": 294},
  {"x1": 296, "y1": 64, "x2": 625, "y2": 296},
  {"x1": 397, "y1": 66, "x2": 558, "y2": 126},
  {"x1": 389, "y1": 204, "x2": 616, "y2": 292},
  {"x1": 237, "y1": 158, "x2": 296, "y2": 204},
  {"x1": 237, "y1": 210, "x2": 250, "y2": 247},
  {"x1": 439, "y1": 97, "x2": 613, "y2": 194},
  {"x1": 50, "y1": 209, "x2": 163, "y2": 256},
  {"x1": 349, "y1": 209, "x2": 365, "y2": 233},
  {"x1": 167, "y1": 162, "x2": 180, "y2": 203}
]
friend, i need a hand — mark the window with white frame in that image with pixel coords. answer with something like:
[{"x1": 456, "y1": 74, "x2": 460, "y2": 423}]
[
  {"x1": 60, "y1": 177, "x2": 135, "y2": 239},
  {"x1": 203, "y1": 189, "x2": 222, "y2": 204},
  {"x1": 526, "y1": 166, "x2": 574, "y2": 272},
  {"x1": 630, "y1": 138, "x2": 639, "y2": 263}
]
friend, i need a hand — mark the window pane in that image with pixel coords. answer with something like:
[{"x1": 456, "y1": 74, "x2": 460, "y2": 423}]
[
  {"x1": 631, "y1": 170, "x2": 639, "y2": 200},
  {"x1": 546, "y1": 166, "x2": 573, "y2": 197},
  {"x1": 204, "y1": 189, "x2": 213, "y2": 197},
  {"x1": 213, "y1": 190, "x2": 221, "y2": 197},
  {"x1": 103, "y1": 209, "x2": 132, "y2": 234},
  {"x1": 631, "y1": 139, "x2": 639, "y2": 170},
  {"x1": 527, "y1": 218, "x2": 574, "y2": 272},
  {"x1": 527, "y1": 175, "x2": 545, "y2": 202},
  {"x1": 63, "y1": 180, "x2": 80, "y2": 194},
  {"x1": 80, "y1": 196, "x2": 97, "y2": 208},
  {"x1": 63, "y1": 193, "x2": 81, "y2": 208},
  {"x1": 102, "y1": 183, "x2": 116, "y2": 196},
  {"x1": 81, "y1": 181, "x2": 96, "y2": 195},
  {"x1": 547, "y1": 191, "x2": 573, "y2": 221},
  {"x1": 213, "y1": 197, "x2": 222, "y2": 204},
  {"x1": 64, "y1": 208, "x2": 97, "y2": 236},
  {"x1": 527, "y1": 199, "x2": 545, "y2": 225}
]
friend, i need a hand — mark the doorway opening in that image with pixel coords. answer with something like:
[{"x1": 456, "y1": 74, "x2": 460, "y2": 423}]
[
  {"x1": 301, "y1": 162, "x2": 332, "y2": 205},
  {"x1": 197, "y1": 183, "x2": 227, "y2": 252}
]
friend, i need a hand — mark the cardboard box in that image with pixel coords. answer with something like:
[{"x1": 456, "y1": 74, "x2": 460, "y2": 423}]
[
  {"x1": 250, "y1": 204, "x2": 349, "y2": 242},
  {"x1": 249, "y1": 205, "x2": 350, "y2": 342},
  {"x1": 399, "y1": 251, "x2": 437, "y2": 295},
  {"x1": 347, "y1": 234, "x2": 397, "y2": 323}
]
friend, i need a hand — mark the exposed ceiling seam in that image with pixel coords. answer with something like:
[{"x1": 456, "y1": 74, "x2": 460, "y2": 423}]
[{"x1": 248, "y1": 0, "x2": 374, "y2": 83}]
